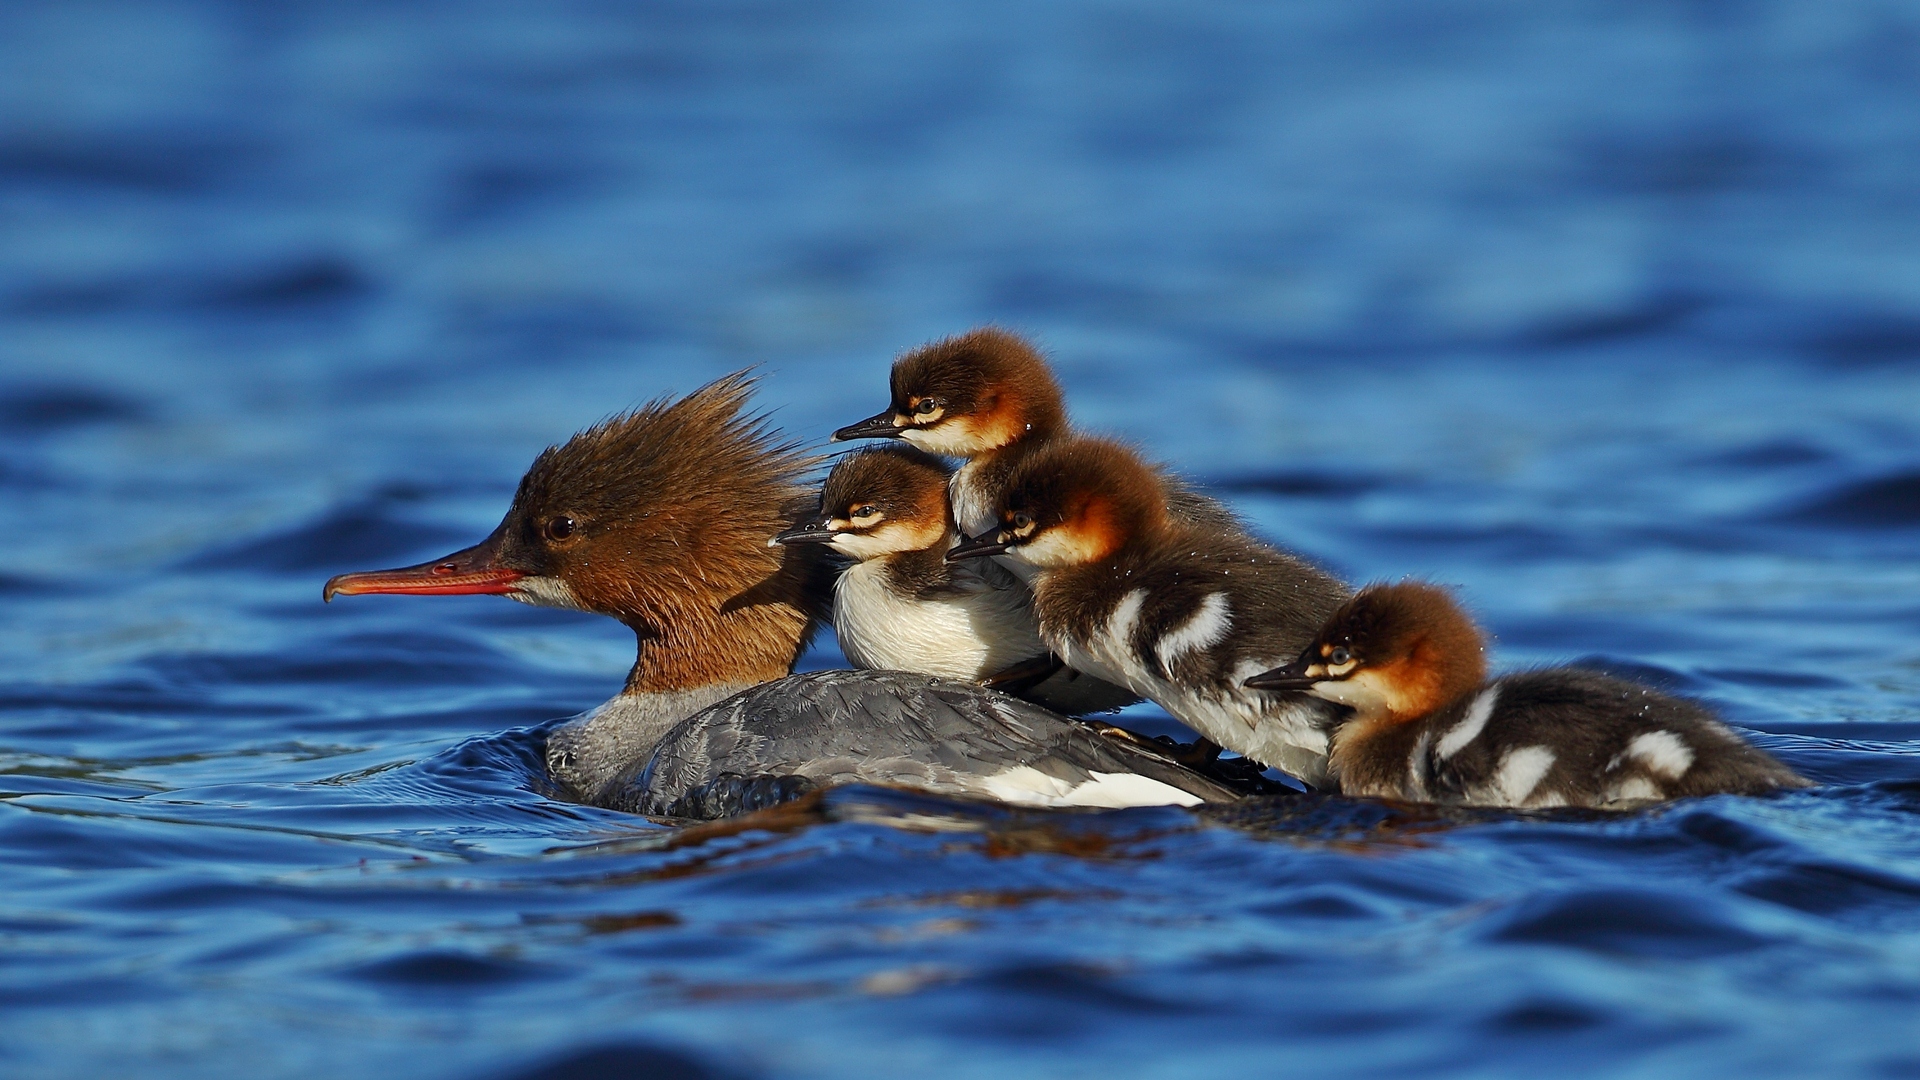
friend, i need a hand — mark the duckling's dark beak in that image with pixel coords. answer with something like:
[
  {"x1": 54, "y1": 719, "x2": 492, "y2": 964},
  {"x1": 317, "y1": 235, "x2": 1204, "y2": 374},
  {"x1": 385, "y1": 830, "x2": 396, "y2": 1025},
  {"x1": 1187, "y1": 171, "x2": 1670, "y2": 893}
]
[
  {"x1": 770, "y1": 517, "x2": 838, "y2": 547},
  {"x1": 946, "y1": 533, "x2": 1009, "y2": 562},
  {"x1": 1244, "y1": 658, "x2": 1319, "y2": 691},
  {"x1": 323, "y1": 527, "x2": 523, "y2": 602},
  {"x1": 832, "y1": 410, "x2": 905, "y2": 441}
]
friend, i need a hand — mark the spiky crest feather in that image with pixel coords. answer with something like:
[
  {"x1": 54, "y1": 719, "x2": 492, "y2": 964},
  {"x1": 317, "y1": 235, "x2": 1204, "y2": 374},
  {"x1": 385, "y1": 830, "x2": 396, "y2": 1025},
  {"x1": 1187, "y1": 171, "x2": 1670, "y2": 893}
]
[{"x1": 502, "y1": 372, "x2": 832, "y2": 692}]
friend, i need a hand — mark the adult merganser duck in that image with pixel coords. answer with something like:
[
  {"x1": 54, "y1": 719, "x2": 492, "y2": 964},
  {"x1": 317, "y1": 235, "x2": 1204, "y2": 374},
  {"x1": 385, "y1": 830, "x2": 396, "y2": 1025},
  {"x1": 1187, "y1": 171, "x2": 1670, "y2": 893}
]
[
  {"x1": 323, "y1": 374, "x2": 1236, "y2": 817},
  {"x1": 772, "y1": 444, "x2": 1137, "y2": 715},
  {"x1": 948, "y1": 436, "x2": 1352, "y2": 786},
  {"x1": 830, "y1": 327, "x2": 1238, "y2": 543},
  {"x1": 1244, "y1": 582, "x2": 1811, "y2": 807}
]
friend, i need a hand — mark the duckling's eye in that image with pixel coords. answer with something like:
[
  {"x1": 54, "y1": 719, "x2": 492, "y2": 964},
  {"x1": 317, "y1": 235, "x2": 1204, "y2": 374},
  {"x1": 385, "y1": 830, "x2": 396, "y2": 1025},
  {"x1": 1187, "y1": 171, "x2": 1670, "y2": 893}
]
[
  {"x1": 1328, "y1": 647, "x2": 1352, "y2": 666},
  {"x1": 914, "y1": 398, "x2": 940, "y2": 416},
  {"x1": 544, "y1": 516, "x2": 576, "y2": 542},
  {"x1": 850, "y1": 505, "x2": 879, "y2": 520},
  {"x1": 1011, "y1": 511, "x2": 1034, "y2": 530}
]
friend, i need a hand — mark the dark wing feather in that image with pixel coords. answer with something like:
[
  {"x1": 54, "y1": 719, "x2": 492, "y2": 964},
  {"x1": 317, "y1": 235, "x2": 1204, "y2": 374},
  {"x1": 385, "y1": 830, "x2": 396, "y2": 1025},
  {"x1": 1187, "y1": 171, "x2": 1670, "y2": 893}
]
[{"x1": 610, "y1": 670, "x2": 1239, "y2": 817}]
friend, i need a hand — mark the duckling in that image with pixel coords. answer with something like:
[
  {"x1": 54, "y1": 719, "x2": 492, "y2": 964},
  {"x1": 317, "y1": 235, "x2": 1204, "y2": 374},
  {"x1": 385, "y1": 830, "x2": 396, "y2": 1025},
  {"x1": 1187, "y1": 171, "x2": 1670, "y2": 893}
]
[
  {"x1": 948, "y1": 436, "x2": 1352, "y2": 786},
  {"x1": 832, "y1": 327, "x2": 1237, "y2": 541},
  {"x1": 1243, "y1": 582, "x2": 1812, "y2": 807},
  {"x1": 772, "y1": 445, "x2": 1138, "y2": 715},
  {"x1": 324, "y1": 374, "x2": 1235, "y2": 816}
]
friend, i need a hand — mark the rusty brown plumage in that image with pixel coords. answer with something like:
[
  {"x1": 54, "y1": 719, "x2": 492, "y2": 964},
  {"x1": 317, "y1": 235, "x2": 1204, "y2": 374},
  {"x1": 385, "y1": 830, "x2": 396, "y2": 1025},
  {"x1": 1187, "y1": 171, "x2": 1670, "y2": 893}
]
[
  {"x1": 516, "y1": 373, "x2": 832, "y2": 692},
  {"x1": 1312, "y1": 582, "x2": 1491, "y2": 725},
  {"x1": 325, "y1": 372, "x2": 834, "y2": 695},
  {"x1": 995, "y1": 435, "x2": 1173, "y2": 564},
  {"x1": 886, "y1": 327, "x2": 1068, "y2": 454}
]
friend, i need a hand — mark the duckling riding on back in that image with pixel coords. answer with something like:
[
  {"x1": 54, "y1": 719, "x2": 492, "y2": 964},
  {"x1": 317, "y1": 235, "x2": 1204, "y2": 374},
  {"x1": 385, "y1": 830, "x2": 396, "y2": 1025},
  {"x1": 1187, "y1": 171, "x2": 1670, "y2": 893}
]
[
  {"x1": 948, "y1": 436, "x2": 1352, "y2": 786},
  {"x1": 773, "y1": 445, "x2": 1137, "y2": 715}
]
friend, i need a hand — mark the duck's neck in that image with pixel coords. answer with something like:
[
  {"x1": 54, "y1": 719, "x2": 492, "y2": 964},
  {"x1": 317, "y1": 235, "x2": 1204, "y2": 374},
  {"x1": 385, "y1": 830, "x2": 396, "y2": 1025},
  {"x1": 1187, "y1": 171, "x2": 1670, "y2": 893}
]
[
  {"x1": 619, "y1": 537, "x2": 831, "y2": 693},
  {"x1": 620, "y1": 602, "x2": 809, "y2": 695}
]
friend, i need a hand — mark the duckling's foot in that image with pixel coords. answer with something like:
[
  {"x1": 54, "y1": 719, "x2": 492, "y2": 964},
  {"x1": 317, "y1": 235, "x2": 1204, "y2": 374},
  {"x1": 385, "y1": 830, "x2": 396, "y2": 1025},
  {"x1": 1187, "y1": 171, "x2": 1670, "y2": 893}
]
[
  {"x1": 1200, "y1": 755, "x2": 1300, "y2": 794},
  {"x1": 1151, "y1": 737, "x2": 1223, "y2": 768}
]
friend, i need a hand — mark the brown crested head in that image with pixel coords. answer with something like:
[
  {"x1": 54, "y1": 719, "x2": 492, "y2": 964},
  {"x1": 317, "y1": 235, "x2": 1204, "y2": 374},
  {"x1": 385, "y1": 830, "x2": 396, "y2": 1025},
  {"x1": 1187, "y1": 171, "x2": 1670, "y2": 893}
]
[
  {"x1": 1247, "y1": 581, "x2": 1488, "y2": 723},
  {"x1": 771, "y1": 445, "x2": 953, "y2": 561},
  {"x1": 324, "y1": 372, "x2": 831, "y2": 693},
  {"x1": 831, "y1": 328, "x2": 1068, "y2": 456},
  {"x1": 947, "y1": 436, "x2": 1170, "y2": 570}
]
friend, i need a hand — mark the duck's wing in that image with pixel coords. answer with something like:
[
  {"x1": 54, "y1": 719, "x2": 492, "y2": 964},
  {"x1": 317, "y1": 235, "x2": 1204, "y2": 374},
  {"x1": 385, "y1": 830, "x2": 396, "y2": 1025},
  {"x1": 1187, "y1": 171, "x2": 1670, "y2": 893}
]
[{"x1": 613, "y1": 669, "x2": 1240, "y2": 818}]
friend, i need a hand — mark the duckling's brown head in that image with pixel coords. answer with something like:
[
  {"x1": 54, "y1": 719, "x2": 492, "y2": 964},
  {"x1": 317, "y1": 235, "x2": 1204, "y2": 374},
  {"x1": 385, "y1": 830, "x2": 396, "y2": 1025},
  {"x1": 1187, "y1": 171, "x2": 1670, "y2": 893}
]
[
  {"x1": 947, "y1": 436, "x2": 1168, "y2": 570},
  {"x1": 831, "y1": 328, "x2": 1067, "y2": 457},
  {"x1": 323, "y1": 373, "x2": 830, "y2": 692},
  {"x1": 1245, "y1": 581, "x2": 1488, "y2": 723},
  {"x1": 772, "y1": 445, "x2": 952, "y2": 562}
]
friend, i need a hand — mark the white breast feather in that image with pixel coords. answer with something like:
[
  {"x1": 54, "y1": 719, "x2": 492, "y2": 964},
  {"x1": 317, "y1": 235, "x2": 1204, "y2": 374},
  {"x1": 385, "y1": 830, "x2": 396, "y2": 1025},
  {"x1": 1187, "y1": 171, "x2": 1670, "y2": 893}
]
[{"x1": 834, "y1": 559, "x2": 1043, "y2": 680}]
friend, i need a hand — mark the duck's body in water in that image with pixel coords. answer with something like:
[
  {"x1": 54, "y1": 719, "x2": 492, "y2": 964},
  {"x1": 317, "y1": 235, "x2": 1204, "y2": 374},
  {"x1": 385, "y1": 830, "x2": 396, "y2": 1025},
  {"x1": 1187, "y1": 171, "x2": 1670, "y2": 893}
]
[{"x1": 324, "y1": 374, "x2": 1237, "y2": 817}]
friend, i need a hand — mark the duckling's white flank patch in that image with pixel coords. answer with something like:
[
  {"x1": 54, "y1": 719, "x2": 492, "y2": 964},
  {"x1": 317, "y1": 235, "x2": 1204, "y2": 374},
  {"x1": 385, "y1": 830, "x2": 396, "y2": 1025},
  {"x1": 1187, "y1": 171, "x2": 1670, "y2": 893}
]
[
  {"x1": 1436, "y1": 685, "x2": 1500, "y2": 760},
  {"x1": 1107, "y1": 588, "x2": 1148, "y2": 649},
  {"x1": 979, "y1": 765, "x2": 1204, "y2": 808},
  {"x1": 1495, "y1": 744, "x2": 1556, "y2": 805},
  {"x1": 1625, "y1": 729, "x2": 1694, "y2": 779},
  {"x1": 1406, "y1": 729, "x2": 1433, "y2": 801},
  {"x1": 1609, "y1": 776, "x2": 1663, "y2": 802},
  {"x1": 1154, "y1": 593, "x2": 1232, "y2": 672}
]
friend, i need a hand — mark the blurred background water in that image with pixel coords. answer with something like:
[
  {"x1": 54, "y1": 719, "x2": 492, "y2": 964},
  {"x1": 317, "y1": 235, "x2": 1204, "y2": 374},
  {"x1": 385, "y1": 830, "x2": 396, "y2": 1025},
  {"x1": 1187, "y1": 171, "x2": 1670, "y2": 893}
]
[{"x1": 3, "y1": 2, "x2": 1920, "y2": 1077}]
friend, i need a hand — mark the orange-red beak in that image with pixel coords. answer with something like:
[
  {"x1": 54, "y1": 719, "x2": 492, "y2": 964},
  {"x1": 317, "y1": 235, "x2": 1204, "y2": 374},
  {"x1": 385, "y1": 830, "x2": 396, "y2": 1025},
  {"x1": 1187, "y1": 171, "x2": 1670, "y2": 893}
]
[{"x1": 322, "y1": 531, "x2": 523, "y2": 602}]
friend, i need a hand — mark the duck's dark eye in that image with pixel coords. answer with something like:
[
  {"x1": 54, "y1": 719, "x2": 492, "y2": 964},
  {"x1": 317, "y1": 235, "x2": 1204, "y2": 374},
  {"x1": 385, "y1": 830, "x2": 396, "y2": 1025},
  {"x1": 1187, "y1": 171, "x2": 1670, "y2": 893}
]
[
  {"x1": 851, "y1": 505, "x2": 878, "y2": 520},
  {"x1": 544, "y1": 516, "x2": 576, "y2": 541},
  {"x1": 914, "y1": 399, "x2": 940, "y2": 415},
  {"x1": 1011, "y1": 511, "x2": 1034, "y2": 529},
  {"x1": 1329, "y1": 647, "x2": 1352, "y2": 666}
]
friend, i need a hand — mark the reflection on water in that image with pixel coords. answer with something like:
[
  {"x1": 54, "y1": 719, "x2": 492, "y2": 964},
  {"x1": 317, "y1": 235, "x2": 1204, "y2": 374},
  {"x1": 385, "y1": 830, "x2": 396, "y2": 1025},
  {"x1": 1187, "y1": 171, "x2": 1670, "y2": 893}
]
[{"x1": 3, "y1": 1, "x2": 1920, "y2": 1077}]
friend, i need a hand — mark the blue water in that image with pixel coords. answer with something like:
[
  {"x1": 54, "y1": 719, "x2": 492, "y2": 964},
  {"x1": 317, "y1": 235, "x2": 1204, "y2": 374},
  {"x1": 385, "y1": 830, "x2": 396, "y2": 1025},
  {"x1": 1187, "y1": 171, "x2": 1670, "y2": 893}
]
[{"x1": 4, "y1": 2, "x2": 1920, "y2": 1076}]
